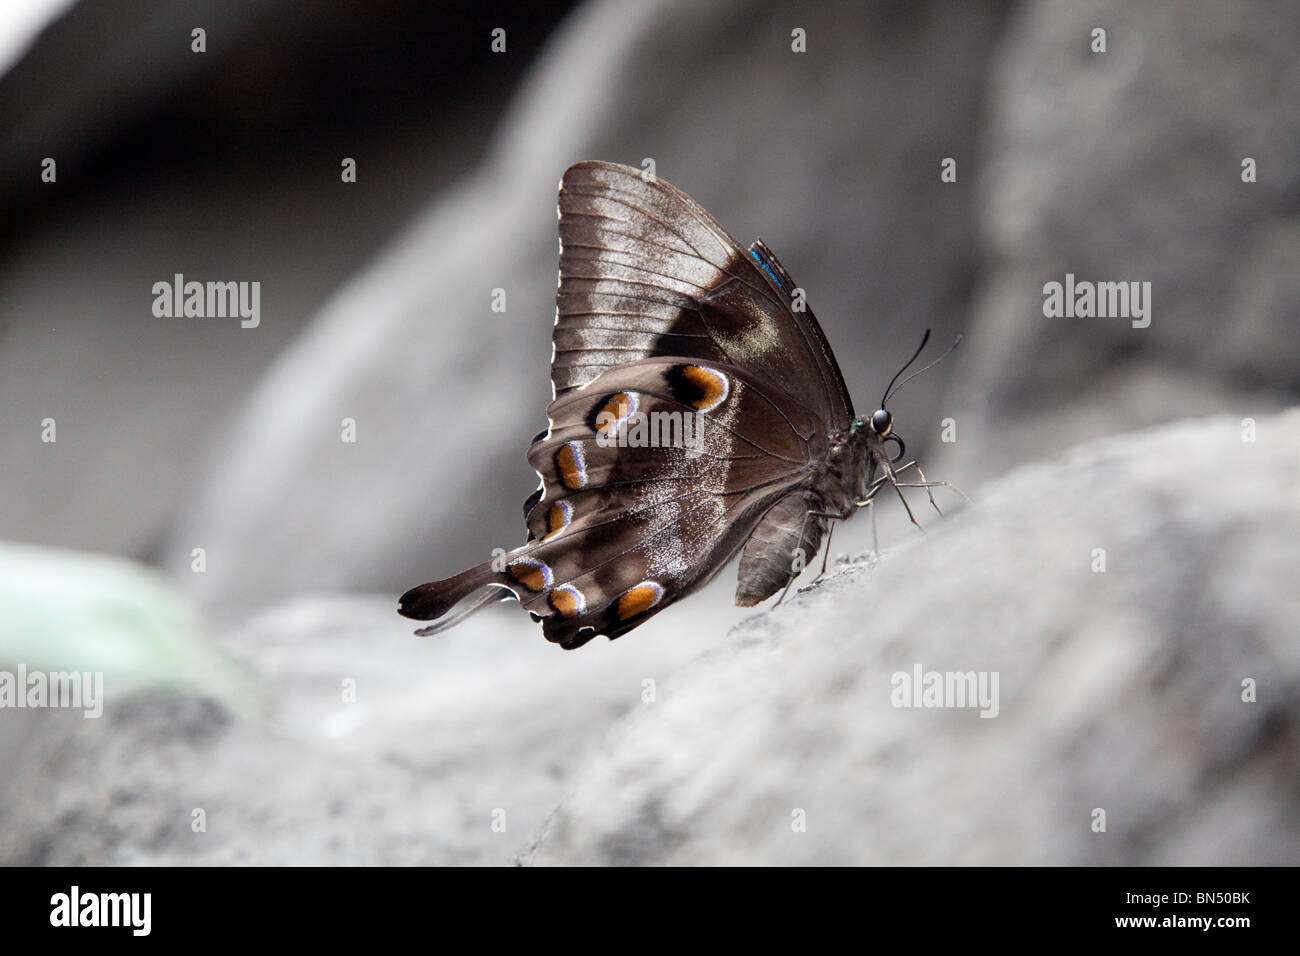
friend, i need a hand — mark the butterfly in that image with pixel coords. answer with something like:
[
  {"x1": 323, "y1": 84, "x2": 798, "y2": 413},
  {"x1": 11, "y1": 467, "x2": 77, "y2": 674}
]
[{"x1": 399, "y1": 161, "x2": 958, "y2": 649}]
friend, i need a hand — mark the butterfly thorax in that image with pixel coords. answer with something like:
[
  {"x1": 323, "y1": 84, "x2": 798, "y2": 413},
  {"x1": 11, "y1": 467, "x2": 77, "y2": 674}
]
[{"x1": 817, "y1": 424, "x2": 883, "y2": 518}]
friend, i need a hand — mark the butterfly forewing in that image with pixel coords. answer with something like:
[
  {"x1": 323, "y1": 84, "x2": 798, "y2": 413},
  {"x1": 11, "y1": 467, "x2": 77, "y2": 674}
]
[{"x1": 555, "y1": 162, "x2": 854, "y2": 427}]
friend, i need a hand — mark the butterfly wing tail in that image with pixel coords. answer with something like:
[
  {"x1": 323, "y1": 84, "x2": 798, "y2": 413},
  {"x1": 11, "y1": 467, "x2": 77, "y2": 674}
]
[
  {"x1": 398, "y1": 561, "x2": 512, "y2": 635},
  {"x1": 411, "y1": 589, "x2": 511, "y2": 636}
]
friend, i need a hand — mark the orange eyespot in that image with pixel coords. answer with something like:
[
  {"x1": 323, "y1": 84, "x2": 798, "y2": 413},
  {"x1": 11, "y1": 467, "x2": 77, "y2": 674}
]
[
  {"x1": 545, "y1": 501, "x2": 573, "y2": 540},
  {"x1": 595, "y1": 392, "x2": 636, "y2": 434},
  {"x1": 617, "y1": 581, "x2": 664, "y2": 620},
  {"x1": 666, "y1": 364, "x2": 730, "y2": 413},
  {"x1": 508, "y1": 558, "x2": 552, "y2": 592},
  {"x1": 550, "y1": 584, "x2": 585, "y2": 618},
  {"x1": 556, "y1": 442, "x2": 586, "y2": 489}
]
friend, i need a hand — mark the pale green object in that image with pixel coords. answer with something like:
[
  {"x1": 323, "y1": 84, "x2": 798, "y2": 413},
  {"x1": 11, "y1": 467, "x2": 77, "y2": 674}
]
[{"x1": 0, "y1": 541, "x2": 254, "y2": 709}]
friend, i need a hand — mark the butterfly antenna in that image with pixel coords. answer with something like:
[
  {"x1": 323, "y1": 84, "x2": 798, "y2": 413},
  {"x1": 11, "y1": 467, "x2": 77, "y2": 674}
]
[{"x1": 882, "y1": 332, "x2": 963, "y2": 407}]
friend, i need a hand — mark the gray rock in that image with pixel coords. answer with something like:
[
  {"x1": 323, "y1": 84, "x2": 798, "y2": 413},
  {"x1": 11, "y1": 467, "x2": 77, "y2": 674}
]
[
  {"x1": 4, "y1": 410, "x2": 1294, "y2": 865},
  {"x1": 940, "y1": 0, "x2": 1300, "y2": 485},
  {"x1": 0, "y1": 590, "x2": 731, "y2": 865},
  {"x1": 523, "y1": 409, "x2": 1300, "y2": 865}
]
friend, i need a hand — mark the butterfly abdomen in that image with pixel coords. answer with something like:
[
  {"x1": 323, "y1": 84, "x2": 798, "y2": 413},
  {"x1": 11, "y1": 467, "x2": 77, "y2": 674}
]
[{"x1": 735, "y1": 492, "x2": 826, "y2": 606}]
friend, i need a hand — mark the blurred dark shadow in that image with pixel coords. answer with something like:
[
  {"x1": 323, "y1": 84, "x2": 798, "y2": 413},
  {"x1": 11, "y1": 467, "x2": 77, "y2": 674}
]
[{"x1": 0, "y1": 0, "x2": 577, "y2": 557}]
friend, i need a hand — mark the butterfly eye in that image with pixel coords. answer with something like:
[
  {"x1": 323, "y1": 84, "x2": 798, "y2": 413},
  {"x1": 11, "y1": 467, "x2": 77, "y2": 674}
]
[
  {"x1": 870, "y1": 409, "x2": 892, "y2": 436},
  {"x1": 883, "y1": 434, "x2": 906, "y2": 464}
]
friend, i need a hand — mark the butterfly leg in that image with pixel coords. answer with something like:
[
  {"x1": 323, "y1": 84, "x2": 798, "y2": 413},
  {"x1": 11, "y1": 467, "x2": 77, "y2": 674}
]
[
  {"x1": 885, "y1": 459, "x2": 974, "y2": 518},
  {"x1": 773, "y1": 509, "x2": 816, "y2": 608},
  {"x1": 773, "y1": 572, "x2": 799, "y2": 607},
  {"x1": 817, "y1": 521, "x2": 836, "y2": 578},
  {"x1": 853, "y1": 478, "x2": 889, "y2": 509},
  {"x1": 912, "y1": 461, "x2": 943, "y2": 517},
  {"x1": 855, "y1": 460, "x2": 917, "y2": 508},
  {"x1": 881, "y1": 459, "x2": 943, "y2": 516},
  {"x1": 794, "y1": 511, "x2": 838, "y2": 585},
  {"x1": 880, "y1": 460, "x2": 924, "y2": 532},
  {"x1": 870, "y1": 498, "x2": 879, "y2": 556},
  {"x1": 846, "y1": 460, "x2": 925, "y2": 549},
  {"x1": 889, "y1": 468, "x2": 973, "y2": 508}
]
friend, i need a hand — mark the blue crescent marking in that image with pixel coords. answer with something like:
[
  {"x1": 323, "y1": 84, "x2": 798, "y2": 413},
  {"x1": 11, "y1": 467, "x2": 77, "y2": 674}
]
[{"x1": 750, "y1": 248, "x2": 786, "y2": 291}]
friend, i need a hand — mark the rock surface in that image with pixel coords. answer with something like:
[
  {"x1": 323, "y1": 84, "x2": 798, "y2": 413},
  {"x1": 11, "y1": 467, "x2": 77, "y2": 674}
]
[
  {"x1": 523, "y1": 410, "x2": 1300, "y2": 865},
  {"x1": 940, "y1": 0, "x2": 1300, "y2": 484},
  {"x1": 0, "y1": 592, "x2": 724, "y2": 865},
  {"x1": 4, "y1": 410, "x2": 1295, "y2": 865}
]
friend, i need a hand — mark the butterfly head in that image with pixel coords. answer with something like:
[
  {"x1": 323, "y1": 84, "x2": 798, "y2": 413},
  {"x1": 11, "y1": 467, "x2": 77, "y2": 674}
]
[
  {"x1": 868, "y1": 408, "x2": 893, "y2": 439},
  {"x1": 854, "y1": 327, "x2": 965, "y2": 479},
  {"x1": 835, "y1": 412, "x2": 899, "y2": 508},
  {"x1": 852, "y1": 410, "x2": 907, "y2": 468}
]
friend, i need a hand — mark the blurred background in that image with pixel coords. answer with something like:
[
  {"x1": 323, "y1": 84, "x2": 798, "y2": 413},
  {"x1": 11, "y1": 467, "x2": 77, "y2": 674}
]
[{"x1": 0, "y1": 0, "x2": 1296, "y2": 865}]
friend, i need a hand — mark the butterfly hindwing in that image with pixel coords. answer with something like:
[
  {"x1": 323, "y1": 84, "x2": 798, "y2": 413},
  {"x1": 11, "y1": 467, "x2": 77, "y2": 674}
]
[
  {"x1": 528, "y1": 359, "x2": 820, "y2": 506},
  {"x1": 517, "y1": 359, "x2": 821, "y2": 646}
]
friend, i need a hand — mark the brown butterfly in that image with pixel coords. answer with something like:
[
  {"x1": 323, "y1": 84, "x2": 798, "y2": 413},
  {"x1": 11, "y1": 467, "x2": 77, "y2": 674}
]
[{"x1": 399, "y1": 161, "x2": 957, "y2": 648}]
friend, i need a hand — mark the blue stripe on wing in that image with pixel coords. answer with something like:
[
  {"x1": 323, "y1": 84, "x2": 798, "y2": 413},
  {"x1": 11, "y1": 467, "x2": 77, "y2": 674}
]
[{"x1": 749, "y1": 247, "x2": 786, "y2": 292}]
